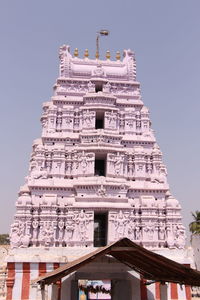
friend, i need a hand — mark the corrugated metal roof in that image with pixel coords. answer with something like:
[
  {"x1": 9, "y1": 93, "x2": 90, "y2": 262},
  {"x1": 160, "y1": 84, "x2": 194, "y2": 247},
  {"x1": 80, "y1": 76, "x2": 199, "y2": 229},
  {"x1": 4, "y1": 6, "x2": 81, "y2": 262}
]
[{"x1": 33, "y1": 238, "x2": 200, "y2": 286}]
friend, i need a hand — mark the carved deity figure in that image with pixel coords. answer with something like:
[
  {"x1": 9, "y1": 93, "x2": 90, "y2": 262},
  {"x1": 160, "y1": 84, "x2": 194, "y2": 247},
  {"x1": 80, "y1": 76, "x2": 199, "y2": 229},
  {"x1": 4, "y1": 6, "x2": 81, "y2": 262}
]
[
  {"x1": 114, "y1": 153, "x2": 123, "y2": 175},
  {"x1": 58, "y1": 219, "x2": 65, "y2": 245},
  {"x1": 107, "y1": 111, "x2": 117, "y2": 128},
  {"x1": 114, "y1": 210, "x2": 128, "y2": 239},
  {"x1": 144, "y1": 221, "x2": 154, "y2": 240},
  {"x1": 127, "y1": 156, "x2": 134, "y2": 177},
  {"x1": 65, "y1": 212, "x2": 75, "y2": 243},
  {"x1": 32, "y1": 219, "x2": 39, "y2": 246},
  {"x1": 135, "y1": 225, "x2": 141, "y2": 240},
  {"x1": 40, "y1": 223, "x2": 54, "y2": 247},
  {"x1": 103, "y1": 82, "x2": 111, "y2": 93},
  {"x1": 128, "y1": 220, "x2": 136, "y2": 240},
  {"x1": 166, "y1": 224, "x2": 175, "y2": 249},
  {"x1": 41, "y1": 118, "x2": 47, "y2": 134},
  {"x1": 10, "y1": 221, "x2": 29, "y2": 248},
  {"x1": 158, "y1": 223, "x2": 165, "y2": 240},
  {"x1": 10, "y1": 223, "x2": 22, "y2": 248},
  {"x1": 29, "y1": 160, "x2": 48, "y2": 180},
  {"x1": 175, "y1": 225, "x2": 186, "y2": 249},
  {"x1": 97, "y1": 185, "x2": 106, "y2": 197},
  {"x1": 76, "y1": 210, "x2": 90, "y2": 242},
  {"x1": 79, "y1": 151, "x2": 88, "y2": 174},
  {"x1": 88, "y1": 81, "x2": 95, "y2": 93},
  {"x1": 83, "y1": 110, "x2": 94, "y2": 128}
]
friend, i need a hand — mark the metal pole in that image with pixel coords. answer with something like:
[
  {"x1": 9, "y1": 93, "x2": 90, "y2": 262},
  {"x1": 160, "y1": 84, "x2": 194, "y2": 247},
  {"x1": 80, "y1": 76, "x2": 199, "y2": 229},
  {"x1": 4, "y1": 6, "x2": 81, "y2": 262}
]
[
  {"x1": 96, "y1": 34, "x2": 100, "y2": 59},
  {"x1": 96, "y1": 30, "x2": 109, "y2": 59}
]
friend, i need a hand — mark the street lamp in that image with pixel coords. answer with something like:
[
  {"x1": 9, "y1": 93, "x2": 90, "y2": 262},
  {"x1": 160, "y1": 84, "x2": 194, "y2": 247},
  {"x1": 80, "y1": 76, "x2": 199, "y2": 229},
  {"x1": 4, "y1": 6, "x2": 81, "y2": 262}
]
[{"x1": 96, "y1": 30, "x2": 109, "y2": 59}]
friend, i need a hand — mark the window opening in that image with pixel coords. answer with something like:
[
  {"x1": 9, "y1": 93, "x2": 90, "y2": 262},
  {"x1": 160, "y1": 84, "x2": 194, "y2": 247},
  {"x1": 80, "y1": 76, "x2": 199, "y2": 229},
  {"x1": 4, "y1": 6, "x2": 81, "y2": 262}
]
[
  {"x1": 95, "y1": 159, "x2": 105, "y2": 176},
  {"x1": 94, "y1": 212, "x2": 107, "y2": 247},
  {"x1": 95, "y1": 82, "x2": 103, "y2": 93},
  {"x1": 95, "y1": 111, "x2": 104, "y2": 129}
]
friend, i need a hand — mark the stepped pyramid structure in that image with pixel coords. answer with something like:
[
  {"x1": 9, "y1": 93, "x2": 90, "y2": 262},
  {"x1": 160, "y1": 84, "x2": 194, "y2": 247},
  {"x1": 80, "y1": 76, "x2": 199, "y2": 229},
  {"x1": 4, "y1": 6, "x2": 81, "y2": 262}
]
[{"x1": 6, "y1": 45, "x2": 189, "y2": 300}]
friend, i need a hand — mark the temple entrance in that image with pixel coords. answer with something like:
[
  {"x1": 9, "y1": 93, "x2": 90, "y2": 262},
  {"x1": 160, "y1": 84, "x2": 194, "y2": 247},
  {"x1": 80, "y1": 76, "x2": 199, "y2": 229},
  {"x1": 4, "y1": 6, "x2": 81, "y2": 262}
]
[
  {"x1": 94, "y1": 212, "x2": 108, "y2": 247},
  {"x1": 78, "y1": 279, "x2": 111, "y2": 300}
]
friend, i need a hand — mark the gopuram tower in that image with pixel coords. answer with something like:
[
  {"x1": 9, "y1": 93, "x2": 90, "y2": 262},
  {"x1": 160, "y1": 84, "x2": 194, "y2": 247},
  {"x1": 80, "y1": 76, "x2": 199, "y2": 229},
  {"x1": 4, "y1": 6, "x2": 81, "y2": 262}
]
[{"x1": 7, "y1": 45, "x2": 188, "y2": 300}]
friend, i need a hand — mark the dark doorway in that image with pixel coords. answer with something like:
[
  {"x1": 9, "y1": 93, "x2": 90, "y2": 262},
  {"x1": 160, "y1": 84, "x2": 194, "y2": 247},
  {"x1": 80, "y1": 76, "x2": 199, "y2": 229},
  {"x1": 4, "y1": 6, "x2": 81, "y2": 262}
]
[
  {"x1": 95, "y1": 82, "x2": 103, "y2": 93},
  {"x1": 94, "y1": 212, "x2": 107, "y2": 247},
  {"x1": 95, "y1": 111, "x2": 104, "y2": 129},
  {"x1": 96, "y1": 118, "x2": 103, "y2": 129},
  {"x1": 95, "y1": 159, "x2": 105, "y2": 176}
]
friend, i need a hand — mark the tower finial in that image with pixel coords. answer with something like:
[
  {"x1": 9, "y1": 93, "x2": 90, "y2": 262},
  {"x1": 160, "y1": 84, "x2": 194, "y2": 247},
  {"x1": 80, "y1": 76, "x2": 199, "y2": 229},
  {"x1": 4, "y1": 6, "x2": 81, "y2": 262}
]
[
  {"x1": 74, "y1": 48, "x2": 79, "y2": 57},
  {"x1": 96, "y1": 29, "x2": 109, "y2": 59},
  {"x1": 116, "y1": 51, "x2": 121, "y2": 60},
  {"x1": 84, "y1": 49, "x2": 89, "y2": 58},
  {"x1": 106, "y1": 50, "x2": 111, "y2": 60}
]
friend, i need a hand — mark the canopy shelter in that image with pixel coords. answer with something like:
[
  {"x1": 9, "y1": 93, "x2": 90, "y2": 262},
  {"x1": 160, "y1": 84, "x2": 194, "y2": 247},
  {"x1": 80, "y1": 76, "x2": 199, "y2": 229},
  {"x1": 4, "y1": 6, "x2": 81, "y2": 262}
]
[{"x1": 33, "y1": 238, "x2": 200, "y2": 287}]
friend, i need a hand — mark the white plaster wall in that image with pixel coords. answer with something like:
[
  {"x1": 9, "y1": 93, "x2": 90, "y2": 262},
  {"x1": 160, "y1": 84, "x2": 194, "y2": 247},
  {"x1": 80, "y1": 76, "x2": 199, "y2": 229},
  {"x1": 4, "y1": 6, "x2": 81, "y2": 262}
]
[{"x1": 191, "y1": 234, "x2": 200, "y2": 270}]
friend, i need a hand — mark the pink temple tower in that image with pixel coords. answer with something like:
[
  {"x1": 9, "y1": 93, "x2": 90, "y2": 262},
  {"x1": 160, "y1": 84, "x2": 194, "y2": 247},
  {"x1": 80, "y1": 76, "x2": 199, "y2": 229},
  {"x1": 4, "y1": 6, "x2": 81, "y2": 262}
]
[{"x1": 6, "y1": 45, "x2": 189, "y2": 300}]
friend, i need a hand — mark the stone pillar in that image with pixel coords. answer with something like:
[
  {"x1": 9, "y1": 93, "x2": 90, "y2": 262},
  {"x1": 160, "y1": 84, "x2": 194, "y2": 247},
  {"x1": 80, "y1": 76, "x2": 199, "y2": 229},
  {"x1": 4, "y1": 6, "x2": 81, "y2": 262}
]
[
  {"x1": 160, "y1": 283, "x2": 168, "y2": 300},
  {"x1": 6, "y1": 263, "x2": 15, "y2": 300}
]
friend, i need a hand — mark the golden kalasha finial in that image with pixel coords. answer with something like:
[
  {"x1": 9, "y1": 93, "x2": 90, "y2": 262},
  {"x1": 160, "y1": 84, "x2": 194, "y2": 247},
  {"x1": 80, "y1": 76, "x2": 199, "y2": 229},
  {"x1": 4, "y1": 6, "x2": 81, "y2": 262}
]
[
  {"x1": 106, "y1": 50, "x2": 111, "y2": 60},
  {"x1": 84, "y1": 49, "x2": 89, "y2": 58},
  {"x1": 95, "y1": 51, "x2": 99, "y2": 59},
  {"x1": 116, "y1": 51, "x2": 121, "y2": 60},
  {"x1": 74, "y1": 48, "x2": 79, "y2": 57}
]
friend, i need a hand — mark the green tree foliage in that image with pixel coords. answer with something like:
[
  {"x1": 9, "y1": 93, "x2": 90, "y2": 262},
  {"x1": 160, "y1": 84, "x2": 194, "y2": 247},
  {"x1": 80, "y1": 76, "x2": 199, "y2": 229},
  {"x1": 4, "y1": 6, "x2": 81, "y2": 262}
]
[
  {"x1": 0, "y1": 234, "x2": 9, "y2": 245},
  {"x1": 189, "y1": 211, "x2": 200, "y2": 234}
]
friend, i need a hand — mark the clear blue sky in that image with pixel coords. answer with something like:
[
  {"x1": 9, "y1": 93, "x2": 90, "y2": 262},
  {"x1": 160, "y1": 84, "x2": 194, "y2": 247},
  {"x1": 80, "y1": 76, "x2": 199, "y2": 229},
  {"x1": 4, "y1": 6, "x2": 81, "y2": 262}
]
[{"x1": 0, "y1": 0, "x2": 200, "y2": 239}]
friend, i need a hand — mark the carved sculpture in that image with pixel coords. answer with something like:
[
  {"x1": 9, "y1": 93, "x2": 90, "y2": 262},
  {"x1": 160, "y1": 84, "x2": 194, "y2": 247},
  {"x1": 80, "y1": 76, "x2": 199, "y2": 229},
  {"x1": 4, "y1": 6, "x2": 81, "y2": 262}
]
[
  {"x1": 65, "y1": 212, "x2": 75, "y2": 244},
  {"x1": 114, "y1": 211, "x2": 128, "y2": 239},
  {"x1": 76, "y1": 210, "x2": 90, "y2": 242}
]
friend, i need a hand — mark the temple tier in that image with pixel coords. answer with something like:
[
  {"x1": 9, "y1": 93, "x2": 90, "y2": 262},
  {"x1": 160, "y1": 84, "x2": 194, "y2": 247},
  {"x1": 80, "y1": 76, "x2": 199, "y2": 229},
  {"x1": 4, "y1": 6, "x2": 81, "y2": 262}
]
[{"x1": 10, "y1": 45, "x2": 186, "y2": 251}]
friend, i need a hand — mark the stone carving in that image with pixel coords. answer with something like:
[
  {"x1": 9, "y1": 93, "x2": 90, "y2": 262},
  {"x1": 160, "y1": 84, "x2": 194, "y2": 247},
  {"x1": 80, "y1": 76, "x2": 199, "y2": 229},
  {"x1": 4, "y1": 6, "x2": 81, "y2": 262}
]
[
  {"x1": 78, "y1": 151, "x2": 94, "y2": 175},
  {"x1": 88, "y1": 81, "x2": 95, "y2": 93},
  {"x1": 127, "y1": 156, "x2": 134, "y2": 177},
  {"x1": 65, "y1": 211, "x2": 76, "y2": 244},
  {"x1": 135, "y1": 225, "x2": 141, "y2": 240},
  {"x1": 158, "y1": 223, "x2": 165, "y2": 240},
  {"x1": 144, "y1": 221, "x2": 154, "y2": 240},
  {"x1": 92, "y1": 64, "x2": 105, "y2": 77},
  {"x1": 127, "y1": 217, "x2": 136, "y2": 240},
  {"x1": 166, "y1": 224, "x2": 175, "y2": 249},
  {"x1": 10, "y1": 222, "x2": 22, "y2": 248},
  {"x1": 106, "y1": 111, "x2": 117, "y2": 129},
  {"x1": 174, "y1": 225, "x2": 186, "y2": 249},
  {"x1": 107, "y1": 153, "x2": 124, "y2": 177},
  {"x1": 103, "y1": 82, "x2": 111, "y2": 93},
  {"x1": 97, "y1": 185, "x2": 106, "y2": 197},
  {"x1": 58, "y1": 219, "x2": 65, "y2": 246},
  {"x1": 79, "y1": 151, "x2": 88, "y2": 174},
  {"x1": 113, "y1": 210, "x2": 128, "y2": 239},
  {"x1": 10, "y1": 221, "x2": 31, "y2": 248},
  {"x1": 114, "y1": 153, "x2": 123, "y2": 175},
  {"x1": 41, "y1": 117, "x2": 47, "y2": 135},
  {"x1": 76, "y1": 210, "x2": 91, "y2": 242},
  {"x1": 83, "y1": 110, "x2": 95, "y2": 128},
  {"x1": 29, "y1": 160, "x2": 48, "y2": 180},
  {"x1": 32, "y1": 219, "x2": 39, "y2": 246},
  {"x1": 40, "y1": 222, "x2": 54, "y2": 247},
  {"x1": 21, "y1": 223, "x2": 31, "y2": 248},
  {"x1": 59, "y1": 45, "x2": 71, "y2": 77}
]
